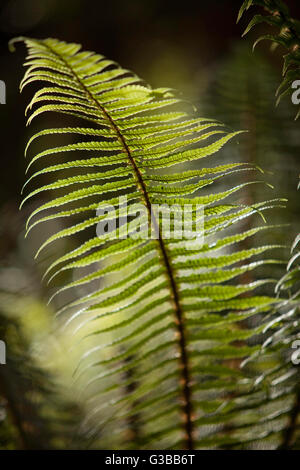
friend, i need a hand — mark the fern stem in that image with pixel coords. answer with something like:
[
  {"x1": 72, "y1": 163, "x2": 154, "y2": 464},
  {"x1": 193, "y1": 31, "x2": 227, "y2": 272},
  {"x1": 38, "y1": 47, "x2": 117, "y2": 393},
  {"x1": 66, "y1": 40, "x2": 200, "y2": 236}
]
[
  {"x1": 122, "y1": 353, "x2": 142, "y2": 447},
  {"x1": 43, "y1": 42, "x2": 195, "y2": 450}
]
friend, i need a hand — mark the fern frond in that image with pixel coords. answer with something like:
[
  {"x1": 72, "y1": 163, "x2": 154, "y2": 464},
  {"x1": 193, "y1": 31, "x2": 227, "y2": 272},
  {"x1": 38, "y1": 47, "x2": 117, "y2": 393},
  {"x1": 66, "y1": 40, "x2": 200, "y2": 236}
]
[
  {"x1": 204, "y1": 43, "x2": 299, "y2": 260},
  {"x1": 234, "y1": 235, "x2": 300, "y2": 450},
  {"x1": 238, "y1": 0, "x2": 300, "y2": 119},
  {"x1": 14, "y1": 37, "x2": 283, "y2": 449}
]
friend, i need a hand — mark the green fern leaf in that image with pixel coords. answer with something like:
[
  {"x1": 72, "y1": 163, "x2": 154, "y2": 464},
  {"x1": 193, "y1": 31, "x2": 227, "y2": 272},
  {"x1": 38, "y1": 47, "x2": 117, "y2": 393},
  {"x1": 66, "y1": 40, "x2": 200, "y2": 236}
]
[
  {"x1": 13, "y1": 37, "x2": 283, "y2": 450},
  {"x1": 238, "y1": 0, "x2": 300, "y2": 119}
]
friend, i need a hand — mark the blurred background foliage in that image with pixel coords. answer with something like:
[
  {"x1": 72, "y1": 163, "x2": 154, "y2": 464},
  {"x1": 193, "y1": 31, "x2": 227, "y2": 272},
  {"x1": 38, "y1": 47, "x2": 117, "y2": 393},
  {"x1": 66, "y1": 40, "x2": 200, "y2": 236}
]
[{"x1": 0, "y1": 0, "x2": 299, "y2": 449}]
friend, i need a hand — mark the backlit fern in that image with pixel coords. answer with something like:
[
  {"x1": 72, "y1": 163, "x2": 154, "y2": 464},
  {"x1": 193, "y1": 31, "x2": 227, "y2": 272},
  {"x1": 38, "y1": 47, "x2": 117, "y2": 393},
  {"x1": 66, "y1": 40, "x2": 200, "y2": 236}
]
[{"x1": 11, "y1": 37, "x2": 285, "y2": 449}]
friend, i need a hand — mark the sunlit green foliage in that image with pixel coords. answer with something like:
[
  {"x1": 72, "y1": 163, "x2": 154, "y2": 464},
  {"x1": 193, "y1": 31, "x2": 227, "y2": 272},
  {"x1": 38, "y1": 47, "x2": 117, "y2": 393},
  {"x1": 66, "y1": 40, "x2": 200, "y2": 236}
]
[{"x1": 9, "y1": 36, "x2": 287, "y2": 449}]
